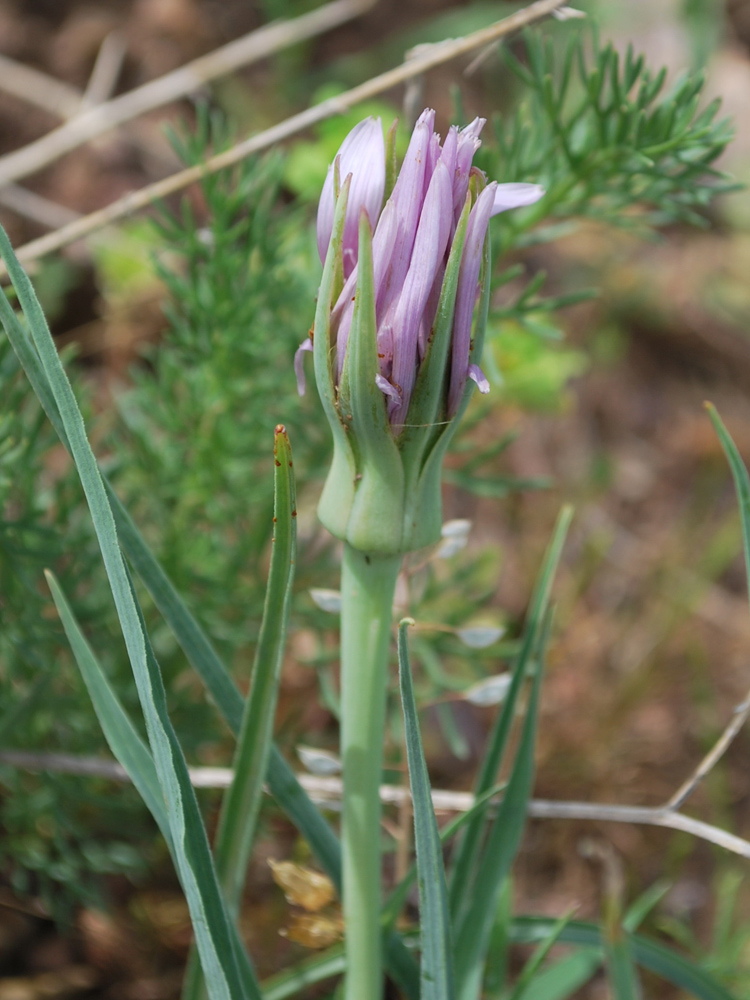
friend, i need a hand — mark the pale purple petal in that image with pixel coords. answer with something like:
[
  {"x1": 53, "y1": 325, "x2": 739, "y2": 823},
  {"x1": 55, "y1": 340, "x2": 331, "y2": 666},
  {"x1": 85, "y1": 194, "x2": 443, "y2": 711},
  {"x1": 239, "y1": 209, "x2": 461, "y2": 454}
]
[
  {"x1": 375, "y1": 373, "x2": 401, "y2": 400},
  {"x1": 294, "y1": 337, "x2": 313, "y2": 395},
  {"x1": 389, "y1": 158, "x2": 453, "y2": 424},
  {"x1": 377, "y1": 323, "x2": 394, "y2": 377},
  {"x1": 316, "y1": 117, "x2": 385, "y2": 274},
  {"x1": 447, "y1": 181, "x2": 496, "y2": 416},
  {"x1": 418, "y1": 260, "x2": 445, "y2": 359},
  {"x1": 491, "y1": 182, "x2": 545, "y2": 215},
  {"x1": 423, "y1": 131, "x2": 442, "y2": 196},
  {"x1": 468, "y1": 363, "x2": 490, "y2": 394},
  {"x1": 453, "y1": 117, "x2": 486, "y2": 223},
  {"x1": 371, "y1": 108, "x2": 435, "y2": 323},
  {"x1": 333, "y1": 110, "x2": 436, "y2": 379}
]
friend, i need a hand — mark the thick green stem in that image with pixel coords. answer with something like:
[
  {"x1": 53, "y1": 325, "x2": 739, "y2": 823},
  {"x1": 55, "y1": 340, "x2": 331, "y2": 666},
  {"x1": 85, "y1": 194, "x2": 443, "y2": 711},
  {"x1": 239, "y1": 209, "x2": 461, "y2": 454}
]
[{"x1": 340, "y1": 544, "x2": 401, "y2": 1000}]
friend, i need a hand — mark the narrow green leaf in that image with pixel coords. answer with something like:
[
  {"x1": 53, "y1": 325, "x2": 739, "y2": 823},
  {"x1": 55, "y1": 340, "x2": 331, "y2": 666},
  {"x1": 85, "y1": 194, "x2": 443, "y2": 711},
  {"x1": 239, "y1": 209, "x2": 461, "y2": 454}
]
[
  {"x1": 261, "y1": 945, "x2": 345, "y2": 1000},
  {"x1": 512, "y1": 918, "x2": 735, "y2": 1000},
  {"x1": 0, "y1": 226, "x2": 248, "y2": 1000},
  {"x1": 604, "y1": 932, "x2": 643, "y2": 1000},
  {"x1": 453, "y1": 605, "x2": 559, "y2": 999},
  {"x1": 398, "y1": 619, "x2": 454, "y2": 1000},
  {"x1": 449, "y1": 507, "x2": 572, "y2": 929},
  {"x1": 518, "y1": 950, "x2": 602, "y2": 1000},
  {"x1": 706, "y1": 403, "x2": 750, "y2": 613},
  {"x1": 483, "y1": 878, "x2": 512, "y2": 996},
  {"x1": 623, "y1": 881, "x2": 670, "y2": 933},
  {"x1": 381, "y1": 783, "x2": 505, "y2": 932},
  {"x1": 507, "y1": 908, "x2": 579, "y2": 1000},
  {"x1": 45, "y1": 570, "x2": 172, "y2": 848},
  {"x1": 184, "y1": 427, "x2": 298, "y2": 1000},
  {"x1": 215, "y1": 426, "x2": 297, "y2": 914},
  {"x1": 44, "y1": 571, "x2": 261, "y2": 1000}
]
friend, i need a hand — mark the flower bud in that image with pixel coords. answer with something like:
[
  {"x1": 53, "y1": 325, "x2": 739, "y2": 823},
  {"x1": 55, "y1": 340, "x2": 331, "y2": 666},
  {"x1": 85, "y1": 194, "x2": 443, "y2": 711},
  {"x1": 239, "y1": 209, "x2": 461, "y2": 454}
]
[{"x1": 306, "y1": 110, "x2": 544, "y2": 554}]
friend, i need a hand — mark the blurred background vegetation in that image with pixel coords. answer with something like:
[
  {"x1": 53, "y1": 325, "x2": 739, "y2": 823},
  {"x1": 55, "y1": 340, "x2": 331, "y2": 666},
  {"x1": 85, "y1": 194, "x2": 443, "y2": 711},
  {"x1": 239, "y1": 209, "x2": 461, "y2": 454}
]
[{"x1": 1, "y1": 0, "x2": 750, "y2": 995}]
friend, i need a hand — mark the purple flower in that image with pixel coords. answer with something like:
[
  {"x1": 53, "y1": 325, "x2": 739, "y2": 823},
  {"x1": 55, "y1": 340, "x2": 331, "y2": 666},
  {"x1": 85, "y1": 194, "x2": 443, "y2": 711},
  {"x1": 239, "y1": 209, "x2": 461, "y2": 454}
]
[{"x1": 309, "y1": 110, "x2": 544, "y2": 426}]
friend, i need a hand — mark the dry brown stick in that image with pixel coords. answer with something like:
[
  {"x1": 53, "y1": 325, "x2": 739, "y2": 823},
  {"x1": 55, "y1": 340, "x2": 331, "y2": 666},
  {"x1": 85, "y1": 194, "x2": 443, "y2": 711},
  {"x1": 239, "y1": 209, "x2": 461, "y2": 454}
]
[
  {"x1": 81, "y1": 31, "x2": 128, "y2": 111},
  {"x1": 2, "y1": 750, "x2": 749, "y2": 860},
  {"x1": 0, "y1": 0, "x2": 378, "y2": 191},
  {"x1": 0, "y1": 184, "x2": 82, "y2": 230},
  {"x1": 0, "y1": 53, "x2": 83, "y2": 120},
  {"x1": 664, "y1": 684, "x2": 750, "y2": 811},
  {"x1": 4, "y1": 0, "x2": 570, "y2": 275}
]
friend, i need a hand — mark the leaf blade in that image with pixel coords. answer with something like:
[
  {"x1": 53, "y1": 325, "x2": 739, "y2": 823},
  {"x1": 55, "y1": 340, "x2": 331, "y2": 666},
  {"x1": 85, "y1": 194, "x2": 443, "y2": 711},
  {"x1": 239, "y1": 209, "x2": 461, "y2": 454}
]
[
  {"x1": 0, "y1": 226, "x2": 249, "y2": 1000},
  {"x1": 398, "y1": 620, "x2": 455, "y2": 1000}
]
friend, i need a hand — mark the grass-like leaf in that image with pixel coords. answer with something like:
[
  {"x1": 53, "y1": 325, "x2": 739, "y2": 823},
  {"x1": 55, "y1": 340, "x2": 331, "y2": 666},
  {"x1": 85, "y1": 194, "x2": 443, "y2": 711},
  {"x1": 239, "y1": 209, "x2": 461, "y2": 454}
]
[
  {"x1": 398, "y1": 619, "x2": 454, "y2": 1000},
  {"x1": 44, "y1": 570, "x2": 262, "y2": 999},
  {"x1": 512, "y1": 918, "x2": 735, "y2": 1000},
  {"x1": 0, "y1": 226, "x2": 248, "y2": 1000},
  {"x1": 706, "y1": 404, "x2": 750, "y2": 613},
  {"x1": 506, "y1": 908, "x2": 578, "y2": 1000},
  {"x1": 184, "y1": 426, "x2": 297, "y2": 1000},
  {"x1": 45, "y1": 570, "x2": 172, "y2": 849},
  {"x1": 604, "y1": 932, "x2": 643, "y2": 1000},
  {"x1": 261, "y1": 945, "x2": 345, "y2": 1000},
  {"x1": 381, "y1": 782, "x2": 505, "y2": 932},
  {"x1": 518, "y1": 950, "x2": 601, "y2": 1000},
  {"x1": 452, "y1": 602, "x2": 558, "y2": 1000},
  {"x1": 449, "y1": 507, "x2": 572, "y2": 935}
]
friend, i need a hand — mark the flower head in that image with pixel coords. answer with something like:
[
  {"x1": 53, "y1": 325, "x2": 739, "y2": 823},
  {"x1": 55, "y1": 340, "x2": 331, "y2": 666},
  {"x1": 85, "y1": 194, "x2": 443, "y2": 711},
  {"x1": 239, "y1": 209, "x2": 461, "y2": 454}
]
[{"x1": 308, "y1": 110, "x2": 544, "y2": 554}]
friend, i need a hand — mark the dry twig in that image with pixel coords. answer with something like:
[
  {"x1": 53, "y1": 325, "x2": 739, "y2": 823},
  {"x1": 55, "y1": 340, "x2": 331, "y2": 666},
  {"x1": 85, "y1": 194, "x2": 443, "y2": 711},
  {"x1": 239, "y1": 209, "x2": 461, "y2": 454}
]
[
  {"x1": 0, "y1": 53, "x2": 82, "y2": 120},
  {"x1": 0, "y1": 184, "x2": 82, "y2": 230},
  {"x1": 2, "y1": 0, "x2": 570, "y2": 275},
  {"x1": 81, "y1": 31, "x2": 128, "y2": 111},
  {"x1": 2, "y1": 749, "x2": 749, "y2": 861},
  {"x1": 0, "y1": 0, "x2": 378, "y2": 192},
  {"x1": 664, "y1": 684, "x2": 750, "y2": 810}
]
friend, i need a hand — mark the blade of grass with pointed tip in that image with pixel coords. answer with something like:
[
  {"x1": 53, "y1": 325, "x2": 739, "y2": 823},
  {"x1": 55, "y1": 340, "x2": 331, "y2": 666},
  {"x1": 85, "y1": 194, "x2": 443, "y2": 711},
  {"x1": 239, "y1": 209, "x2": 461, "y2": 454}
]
[
  {"x1": 0, "y1": 229, "x2": 420, "y2": 1000},
  {"x1": 453, "y1": 605, "x2": 557, "y2": 1000},
  {"x1": 398, "y1": 619, "x2": 455, "y2": 1000},
  {"x1": 512, "y1": 918, "x2": 733, "y2": 1000},
  {"x1": 184, "y1": 427, "x2": 297, "y2": 1000},
  {"x1": 707, "y1": 403, "x2": 750, "y2": 611},
  {"x1": 45, "y1": 569, "x2": 172, "y2": 849},
  {"x1": 215, "y1": 427, "x2": 297, "y2": 912},
  {"x1": 44, "y1": 570, "x2": 261, "y2": 1000},
  {"x1": 449, "y1": 507, "x2": 572, "y2": 929},
  {"x1": 0, "y1": 225, "x2": 248, "y2": 1000},
  {"x1": 507, "y1": 908, "x2": 578, "y2": 1000}
]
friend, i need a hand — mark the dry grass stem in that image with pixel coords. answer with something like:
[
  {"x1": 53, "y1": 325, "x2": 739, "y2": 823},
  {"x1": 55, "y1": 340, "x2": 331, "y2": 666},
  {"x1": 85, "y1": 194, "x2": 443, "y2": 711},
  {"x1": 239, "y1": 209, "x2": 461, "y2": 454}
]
[
  {"x1": 0, "y1": 0, "x2": 379, "y2": 192},
  {"x1": 0, "y1": 184, "x2": 82, "y2": 230},
  {"x1": 81, "y1": 32, "x2": 128, "y2": 110},
  {"x1": 2, "y1": 749, "x2": 749, "y2": 861},
  {"x1": 0, "y1": 53, "x2": 83, "y2": 120},
  {"x1": 664, "y1": 683, "x2": 750, "y2": 811},
  {"x1": 1, "y1": 0, "x2": 570, "y2": 277}
]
